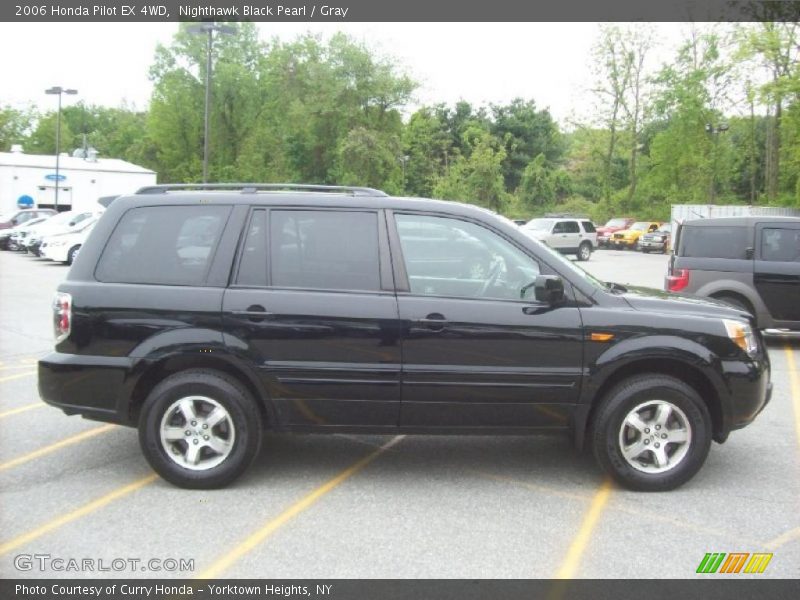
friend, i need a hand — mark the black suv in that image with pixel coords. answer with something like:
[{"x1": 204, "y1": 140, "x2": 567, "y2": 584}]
[{"x1": 39, "y1": 184, "x2": 771, "y2": 491}]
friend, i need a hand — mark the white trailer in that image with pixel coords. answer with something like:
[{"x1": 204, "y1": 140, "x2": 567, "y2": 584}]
[
  {"x1": 670, "y1": 204, "x2": 800, "y2": 232},
  {"x1": 0, "y1": 148, "x2": 156, "y2": 214}
]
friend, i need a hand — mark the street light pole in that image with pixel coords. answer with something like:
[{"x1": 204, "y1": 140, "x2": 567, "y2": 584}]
[
  {"x1": 187, "y1": 23, "x2": 236, "y2": 184},
  {"x1": 705, "y1": 122, "x2": 729, "y2": 203},
  {"x1": 45, "y1": 86, "x2": 78, "y2": 211}
]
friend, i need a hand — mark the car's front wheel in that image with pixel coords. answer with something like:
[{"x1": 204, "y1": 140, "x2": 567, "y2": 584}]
[
  {"x1": 139, "y1": 369, "x2": 263, "y2": 489},
  {"x1": 591, "y1": 374, "x2": 711, "y2": 491}
]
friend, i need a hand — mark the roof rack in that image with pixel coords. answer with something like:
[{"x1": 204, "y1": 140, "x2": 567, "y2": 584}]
[
  {"x1": 135, "y1": 183, "x2": 388, "y2": 197},
  {"x1": 543, "y1": 213, "x2": 590, "y2": 219}
]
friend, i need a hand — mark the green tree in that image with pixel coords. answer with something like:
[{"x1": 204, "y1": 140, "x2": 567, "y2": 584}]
[{"x1": 0, "y1": 106, "x2": 33, "y2": 151}]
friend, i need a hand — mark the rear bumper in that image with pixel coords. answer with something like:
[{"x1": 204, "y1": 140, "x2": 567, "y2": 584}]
[{"x1": 38, "y1": 352, "x2": 134, "y2": 424}]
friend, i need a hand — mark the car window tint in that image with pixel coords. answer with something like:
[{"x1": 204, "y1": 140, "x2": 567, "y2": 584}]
[
  {"x1": 236, "y1": 210, "x2": 267, "y2": 286},
  {"x1": 582, "y1": 221, "x2": 596, "y2": 233},
  {"x1": 761, "y1": 228, "x2": 800, "y2": 262},
  {"x1": 679, "y1": 226, "x2": 748, "y2": 259},
  {"x1": 270, "y1": 210, "x2": 380, "y2": 291},
  {"x1": 563, "y1": 221, "x2": 580, "y2": 233},
  {"x1": 395, "y1": 214, "x2": 540, "y2": 301},
  {"x1": 95, "y1": 205, "x2": 230, "y2": 285},
  {"x1": 552, "y1": 222, "x2": 567, "y2": 233}
]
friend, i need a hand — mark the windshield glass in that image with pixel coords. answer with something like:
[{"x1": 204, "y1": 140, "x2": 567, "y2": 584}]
[
  {"x1": 605, "y1": 218, "x2": 629, "y2": 228},
  {"x1": 523, "y1": 219, "x2": 554, "y2": 232},
  {"x1": 657, "y1": 224, "x2": 671, "y2": 233},
  {"x1": 630, "y1": 222, "x2": 651, "y2": 231}
]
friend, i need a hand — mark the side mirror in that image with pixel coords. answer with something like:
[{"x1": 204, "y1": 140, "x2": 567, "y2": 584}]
[
  {"x1": 522, "y1": 275, "x2": 565, "y2": 304},
  {"x1": 745, "y1": 247, "x2": 754, "y2": 259}
]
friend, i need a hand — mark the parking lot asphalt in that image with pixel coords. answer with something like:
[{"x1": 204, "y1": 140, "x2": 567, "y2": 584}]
[{"x1": 0, "y1": 248, "x2": 798, "y2": 579}]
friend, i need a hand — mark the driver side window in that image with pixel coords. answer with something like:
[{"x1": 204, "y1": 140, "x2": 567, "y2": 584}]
[{"x1": 395, "y1": 214, "x2": 540, "y2": 301}]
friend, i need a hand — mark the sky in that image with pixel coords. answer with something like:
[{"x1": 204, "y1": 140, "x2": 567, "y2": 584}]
[{"x1": 0, "y1": 22, "x2": 700, "y2": 124}]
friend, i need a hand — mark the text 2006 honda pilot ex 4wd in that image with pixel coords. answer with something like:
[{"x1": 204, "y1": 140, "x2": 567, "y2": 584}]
[{"x1": 39, "y1": 184, "x2": 772, "y2": 490}]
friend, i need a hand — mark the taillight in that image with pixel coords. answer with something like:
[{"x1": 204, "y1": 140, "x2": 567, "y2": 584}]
[
  {"x1": 53, "y1": 292, "x2": 72, "y2": 342},
  {"x1": 666, "y1": 268, "x2": 690, "y2": 292}
]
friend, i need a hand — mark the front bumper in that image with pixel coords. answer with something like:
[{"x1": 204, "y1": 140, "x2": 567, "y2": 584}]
[
  {"x1": 719, "y1": 354, "x2": 771, "y2": 439},
  {"x1": 640, "y1": 239, "x2": 667, "y2": 251},
  {"x1": 609, "y1": 238, "x2": 636, "y2": 248},
  {"x1": 38, "y1": 352, "x2": 135, "y2": 424}
]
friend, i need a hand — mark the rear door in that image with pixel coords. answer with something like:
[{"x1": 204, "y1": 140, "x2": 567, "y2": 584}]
[
  {"x1": 222, "y1": 208, "x2": 402, "y2": 429},
  {"x1": 754, "y1": 221, "x2": 800, "y2": 326}
]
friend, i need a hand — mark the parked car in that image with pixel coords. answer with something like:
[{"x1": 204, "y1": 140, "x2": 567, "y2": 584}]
[
  {"x1": 596, "y1": 217, "x2": 635, "y2": 247},
  {"x1": 667, "y1": 216, "x2": 800, "y2": 331},
  {"x1": 39, "y1": 184, "x2": 770, "y2": 491},
  {"x1": 609, "y1": 221, "x2": 662, "y2": 250},
  {"x1": 40, "y1": 216, "x2": 100, "y2": 265},
  {"x1": 24, "y1": 210, "x2": 97, "y2": 256},
  {"x1": 640, "y1": 223, "x2": 672, "y2": 254},
  {"x1": 521, "y1": 217, "x2": 597, "y2": 261},
  {"x1": 0, "y1": 216, "x2": 49, "y2": 250},
  {"x1": 512, "y1": 219, "x2": 528, "y2": 226},
  {"x1": 0, "y1": 208, "x2": 56, "y2": 230}
]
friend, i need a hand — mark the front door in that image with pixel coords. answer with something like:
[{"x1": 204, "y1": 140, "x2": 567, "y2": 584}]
[
  {"x1": 390, "y1": 212, "x2": 584, "y2": 430},
  {"x1": 222, "y1": 208, "x2": 402, "y2": 429},
  {"x1": 754, "y1": 221, "x2": 800, "y2": 326}
]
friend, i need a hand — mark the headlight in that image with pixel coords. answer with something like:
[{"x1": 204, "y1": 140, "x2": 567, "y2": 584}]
[{"x1": 723, "y1": 319, "x2": 757, "y2": 356}]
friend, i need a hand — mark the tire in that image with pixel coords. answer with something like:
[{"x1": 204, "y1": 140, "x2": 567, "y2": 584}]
[
  {"x1": 714, "y1": 293, "x2": 754, "y2": 315},
  {"x1": 633, "y1": 240, "x2": 640, "y2": 251},
  {"x1": 66, "y1": 245, "x2": 80, "y2": 265},
  {"x1": 591, "y1": 374, "x2": 712, "y2": 491},
  {"x1": 642, "y1": 248, "x2": 650, "y2": 254},
  {"x1": 139, "y1": 369, "x2": 263, "y2": 489},
  {"x1": 576, "y1": 241, "x2": 592, "y2": 262}
]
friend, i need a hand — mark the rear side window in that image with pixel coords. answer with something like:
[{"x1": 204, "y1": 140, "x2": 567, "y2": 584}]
[
  {"x1": 554, "y1": 221, "x2": 580, "y2": 234},
  {"x1": 95, "y1": 205, "x2": 230, "y2": 285},
  {"x1": 581, "y1": 221, "x2": 596, "y2": 233},
  {"x1": 236, "y1": 210, "x2": 267, "y2": 286},
  {"x1": 761, "y1": 228, "x2": 800, "y2": 262},
  {"x1": 270, "y1": 210, "x2": 380, "y2": 291},
  {"x1": 678, "y1": 226, "x2": 749, "y2": 259}
]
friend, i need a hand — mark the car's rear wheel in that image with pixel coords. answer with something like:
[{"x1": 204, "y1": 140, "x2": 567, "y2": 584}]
[
  {"x1": 66, "y1": 245, "x2": 80, "y2": 265},
  {"x1": 577, "y1": 241, "x2": 592, "y2": 262},
  {"x1": 139, "y1": 369, "x2": 263, "y2": 489},
  {"x1": 591, "y1": 374, "x2": 711, "y2": 491}
]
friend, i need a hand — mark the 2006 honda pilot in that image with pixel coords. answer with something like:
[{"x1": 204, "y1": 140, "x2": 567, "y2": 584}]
[{"x1": 39, "y1": 184, "x2": 772, "y2": 490}]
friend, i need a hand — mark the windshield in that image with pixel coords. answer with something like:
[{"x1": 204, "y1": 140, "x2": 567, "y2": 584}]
[
  {"x1": 657, "y1": 224, "x2": 671, "y2": 233},
  {"x1": 523, "y1": 219, "x2": 554, "y2": 232},
  {"x1": 630, "y1": 222, "x2": 651, "y2": 231},
  {"x1": 605, "y1": 218, "x2": 629, "y2": 228}
]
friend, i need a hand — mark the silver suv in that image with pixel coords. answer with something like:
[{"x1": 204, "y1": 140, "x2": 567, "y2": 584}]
[
  {"x1": 521, "y1": 217, "x2": 597, "y2": 261},
  {"x1": 667, "y1": 216, "x2": 800, "y2": 331}
]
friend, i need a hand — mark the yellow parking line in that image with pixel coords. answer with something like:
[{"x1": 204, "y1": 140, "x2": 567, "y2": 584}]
[
  {"x1": 0, "y1": 364, "x2": 39, "y2": 371},
  {"x1": 0, "y1": 402, "x2": 44, "y2": 419},
  {"x1": 554, "y1": 479, "x2": 613, "y2": 579},
  {"x1": 764, "y1": 525, "x2": 800, "y2": 551},
  {"x1": 196, "y1": 435, "x2": 404, "y2": 579},
  {"x1": 0, "y1": 371, "x2": 36, "y2": 384},
  {"x1": 0, "y1": 424, "x2": 115, "y2": 472},
  {"x1": 0, "y1": 473, "x2": 158, "y2": 555},
  {"x1": 786, "y1": 344, "x2": 800, "y2": 449}
]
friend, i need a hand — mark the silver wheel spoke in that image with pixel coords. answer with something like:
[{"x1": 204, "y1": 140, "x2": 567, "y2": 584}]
[
  {"x1": 206, "y1": 436, "x2": 231, "y2": 456},
  {"x1": 206, "y1": 407, "x2": 227, "y2": 428},
  {"x1": 178, "y1": 399, "x2": 197, "y2": 423},
  {"x1": 651, "y1": 445, "x2": 669, "y2": 468},
  {"x1": 654, "y1": 403, "x2": 672, "y2": 428},
  {"x1": 622, "y1": 439, "x2": 648, "y2": 461},
  {"x1": 163, "y1": 427, "x2": 186, "y2": 441},
  {"x1": 625, "y1": 413, "x2": 648, "y2": 433},
  {"x1": 185, "y1": 443, "x2": 202, "y2": 465},
  {"x1": 668, "y1": 428, "x2": 689, "y2": 443}
]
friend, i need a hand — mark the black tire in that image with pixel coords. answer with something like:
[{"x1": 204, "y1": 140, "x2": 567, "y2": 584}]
[
  {"x1": 642, "y1": 248, "x2": 649, "y2": 254},
  {"x1": 66, "y1": 245, "x2": 80, "y2": 265},
  {"x1": 591, "y1": 374, "x2": 712, "y2": 491},
  {"x1": 633, "y1": 240, "x2": 640, "y2": 251},
  {"x1": 139, "y1": 369, "x2": 263, "y2": 489},
  {"x1": 576, "y1": 241, "x2": 592, "y2": 262},
  {"x1": 714, "y1": 293, "x2": 755, "y2": 316}
]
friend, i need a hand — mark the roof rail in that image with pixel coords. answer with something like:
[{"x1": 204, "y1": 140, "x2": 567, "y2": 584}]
[
  {"x1": 543, "y1": 212, "x2": 590, "y2": 218},
  {"x1": 134, "y1": 183, "x2": 389, "y2": 197}
]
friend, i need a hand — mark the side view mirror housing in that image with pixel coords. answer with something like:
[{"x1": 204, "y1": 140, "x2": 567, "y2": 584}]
[
  {"x1": 745, "y1": 247, "x2": 754, "y2": 259},
  {"x1": 522, "y1": 274, "x2": 565, "y2": 304}
]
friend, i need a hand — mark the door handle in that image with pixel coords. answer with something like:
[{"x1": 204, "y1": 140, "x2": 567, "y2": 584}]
[
  {"x1": 416, "y1": 313, "x2": 447, "y2": 331},
  {"x1": 232, "y1": 305, "x2": 272, "y2": 321}
]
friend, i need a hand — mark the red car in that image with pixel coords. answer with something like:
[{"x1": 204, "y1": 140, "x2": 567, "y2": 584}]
[{"x1": 596, "y1": 217, "x2": 635, "y2": 247}]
